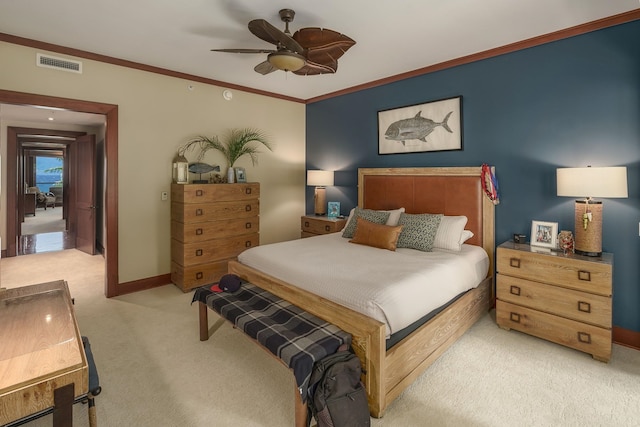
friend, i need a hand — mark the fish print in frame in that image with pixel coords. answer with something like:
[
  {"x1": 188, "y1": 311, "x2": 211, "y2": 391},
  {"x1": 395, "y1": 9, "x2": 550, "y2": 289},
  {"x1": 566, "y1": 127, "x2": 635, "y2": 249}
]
[{"x1": 378, "y1": 96, "x2": 462, "y2": 154}]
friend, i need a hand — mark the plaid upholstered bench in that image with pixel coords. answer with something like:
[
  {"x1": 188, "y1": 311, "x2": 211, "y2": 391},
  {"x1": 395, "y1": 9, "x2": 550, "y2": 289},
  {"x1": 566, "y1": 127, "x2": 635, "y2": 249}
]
[{"x1": 193, "y1": 282, "x2": 352, "y2": 427}]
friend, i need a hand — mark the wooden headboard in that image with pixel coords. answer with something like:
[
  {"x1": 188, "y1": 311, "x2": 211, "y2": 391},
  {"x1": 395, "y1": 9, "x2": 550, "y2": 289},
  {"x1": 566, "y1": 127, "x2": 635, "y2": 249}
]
[{"x1": 358, "y1": 167, "x2": 495, "y2": 276}]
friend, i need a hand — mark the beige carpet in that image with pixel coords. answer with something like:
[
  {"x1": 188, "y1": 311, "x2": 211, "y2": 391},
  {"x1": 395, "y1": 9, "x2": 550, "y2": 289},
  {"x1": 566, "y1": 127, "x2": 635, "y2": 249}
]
[
  {"x1": 21, "y1": 206, "x2": 65, "y2": 235},
  {"x1": 1, "y1": 250, "x2": 639, "y2": 427}
]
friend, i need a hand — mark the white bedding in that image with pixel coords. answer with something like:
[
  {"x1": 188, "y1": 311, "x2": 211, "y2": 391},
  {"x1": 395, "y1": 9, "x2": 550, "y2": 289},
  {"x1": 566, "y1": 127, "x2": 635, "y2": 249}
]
[{"x1": 238, "y1": 233, "x2": 489, "y2": 337}]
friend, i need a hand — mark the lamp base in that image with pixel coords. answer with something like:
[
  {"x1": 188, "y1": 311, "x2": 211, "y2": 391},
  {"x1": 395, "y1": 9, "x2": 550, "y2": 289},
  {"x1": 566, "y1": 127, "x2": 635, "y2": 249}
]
[
  {"x1": 573, "y1": 200, "x2": 603, "y2": 257},
  {"x1": 314, "y1": 187, "x2": 327, "y2": 216},
  {"x1": 575, "y1": 249, "x2": 602, "y2": 257}
]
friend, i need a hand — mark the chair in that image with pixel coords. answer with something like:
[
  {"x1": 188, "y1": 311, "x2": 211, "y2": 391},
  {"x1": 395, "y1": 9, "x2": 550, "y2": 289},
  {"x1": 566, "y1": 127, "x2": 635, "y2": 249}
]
[{"x1": 27, "y1": 186, "x2": 56, "y2": 210}]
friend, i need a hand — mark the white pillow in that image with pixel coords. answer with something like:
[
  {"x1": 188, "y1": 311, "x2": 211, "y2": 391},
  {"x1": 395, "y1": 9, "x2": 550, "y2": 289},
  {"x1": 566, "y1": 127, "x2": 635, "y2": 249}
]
[
  {"x1": 460, "y1": 230, "x2": 474, "y2": 245},
  {"x1": 346, "y1": 207, "x2": 405, "y2": 226},
  {"x1": 433, "y1": 215, "x2": 468, "y2": 251}
]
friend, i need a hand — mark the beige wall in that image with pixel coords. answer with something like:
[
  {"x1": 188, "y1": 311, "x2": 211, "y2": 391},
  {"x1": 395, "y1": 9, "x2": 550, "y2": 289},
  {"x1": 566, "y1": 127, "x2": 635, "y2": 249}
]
[{"x1": 0, "y1": 41, "x2": 306, "y2": 284}]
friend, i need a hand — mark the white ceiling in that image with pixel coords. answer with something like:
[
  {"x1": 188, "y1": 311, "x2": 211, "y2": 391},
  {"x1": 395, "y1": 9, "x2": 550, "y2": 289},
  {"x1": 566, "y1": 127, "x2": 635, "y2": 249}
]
[{"x1": 1, "y1": 1, "x2": 638, "y2": 109}]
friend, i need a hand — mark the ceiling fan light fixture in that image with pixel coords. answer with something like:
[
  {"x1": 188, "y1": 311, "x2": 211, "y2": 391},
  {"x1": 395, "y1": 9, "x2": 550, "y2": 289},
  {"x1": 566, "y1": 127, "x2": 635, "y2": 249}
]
[{"x1": 267, "y1": 51, "x2": 305, "y2": 72}]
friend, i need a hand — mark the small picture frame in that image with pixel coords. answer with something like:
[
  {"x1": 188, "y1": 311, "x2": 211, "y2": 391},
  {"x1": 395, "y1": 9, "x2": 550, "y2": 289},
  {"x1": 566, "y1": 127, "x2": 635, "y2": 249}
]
[
  {"x1": 327, "y1": 201, "x2": 340, "y2": 218},
  {"x1": 530, "y1": 220, "x2": 558, "y2": 249},
  {"x1": 235, "y1": 167, "x2": 246, "y2": 183}
]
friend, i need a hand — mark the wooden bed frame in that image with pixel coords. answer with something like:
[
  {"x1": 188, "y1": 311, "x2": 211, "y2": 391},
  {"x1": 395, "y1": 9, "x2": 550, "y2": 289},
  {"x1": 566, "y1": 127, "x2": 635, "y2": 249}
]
[{"x1": 227, "y1": 166, "x2": 495, "y2": 418}]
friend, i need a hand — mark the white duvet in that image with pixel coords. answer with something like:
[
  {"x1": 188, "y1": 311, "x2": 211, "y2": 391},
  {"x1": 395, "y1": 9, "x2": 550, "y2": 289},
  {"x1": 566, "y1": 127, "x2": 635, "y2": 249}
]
[{"x1": 238, "y1": 233, "x2": 489, "y2": 337}]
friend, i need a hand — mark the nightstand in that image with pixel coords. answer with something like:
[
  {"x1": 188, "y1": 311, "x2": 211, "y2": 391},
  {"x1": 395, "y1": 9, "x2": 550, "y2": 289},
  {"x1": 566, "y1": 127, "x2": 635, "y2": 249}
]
[
  {"x1": 301, "y1": 215, "x2": 347, "y2": 238},
  {"x1": 496, "y1": 241, "x2": 613, "y2": 362}
]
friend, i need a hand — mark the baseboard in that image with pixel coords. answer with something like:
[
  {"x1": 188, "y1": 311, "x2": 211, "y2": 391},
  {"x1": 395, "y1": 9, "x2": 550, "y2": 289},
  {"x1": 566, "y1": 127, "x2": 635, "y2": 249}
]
[
  {"x1": 613, "y1": 326, "x2": 640, "y2": 351},
  {"x1": 116, "y1": 273, "x2": 172, "y2": 296}
]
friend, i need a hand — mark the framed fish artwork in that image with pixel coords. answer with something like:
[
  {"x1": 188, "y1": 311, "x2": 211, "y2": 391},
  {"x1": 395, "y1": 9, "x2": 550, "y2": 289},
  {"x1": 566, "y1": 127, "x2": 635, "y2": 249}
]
[{"x1": 378, "y1": 96, "x2": 462, "y2": 155}]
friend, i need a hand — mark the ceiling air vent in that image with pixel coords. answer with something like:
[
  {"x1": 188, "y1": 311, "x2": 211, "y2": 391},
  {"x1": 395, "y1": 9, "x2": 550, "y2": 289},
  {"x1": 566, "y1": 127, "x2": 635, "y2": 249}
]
[{"x1": 36, "y1": 53, "x2": 82, "y2": 73}]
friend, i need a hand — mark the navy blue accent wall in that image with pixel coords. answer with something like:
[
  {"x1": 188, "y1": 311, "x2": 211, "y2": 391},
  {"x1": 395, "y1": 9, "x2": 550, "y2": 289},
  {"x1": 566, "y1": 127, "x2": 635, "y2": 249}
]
[{"x1": 306, "y1": 21, "x2": 640, "y2": 332}]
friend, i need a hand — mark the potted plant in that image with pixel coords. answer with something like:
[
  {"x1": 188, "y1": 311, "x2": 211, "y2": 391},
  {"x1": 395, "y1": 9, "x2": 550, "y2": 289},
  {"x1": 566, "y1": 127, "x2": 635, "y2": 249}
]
[{"x1": 179, "y1": 128, "x2": 272, "y2": 182}]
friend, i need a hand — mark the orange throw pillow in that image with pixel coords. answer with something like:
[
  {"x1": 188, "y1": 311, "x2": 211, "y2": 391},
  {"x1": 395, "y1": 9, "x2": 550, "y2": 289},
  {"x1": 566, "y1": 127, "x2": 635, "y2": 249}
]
[{"x1": 349, "y1": 217, "x2": 403, "y2": 251}]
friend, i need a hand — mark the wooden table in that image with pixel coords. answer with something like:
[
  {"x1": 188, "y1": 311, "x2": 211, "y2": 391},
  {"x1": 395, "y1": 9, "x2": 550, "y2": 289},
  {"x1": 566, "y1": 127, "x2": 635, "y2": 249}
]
[{"x1": 0, "y1": 280, "x2": 88, "y2": 426}]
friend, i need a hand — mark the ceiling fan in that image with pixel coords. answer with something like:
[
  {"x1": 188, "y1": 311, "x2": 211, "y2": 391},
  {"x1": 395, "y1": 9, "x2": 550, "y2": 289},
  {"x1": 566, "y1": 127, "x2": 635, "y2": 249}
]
[{"x1": 211, "y1": 9, "x2": 355, "y2": 76}]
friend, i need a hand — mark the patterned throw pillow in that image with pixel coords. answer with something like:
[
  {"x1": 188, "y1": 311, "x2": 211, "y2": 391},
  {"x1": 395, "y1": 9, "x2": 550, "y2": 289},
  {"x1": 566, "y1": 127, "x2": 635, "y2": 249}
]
[
  {"x1": 341, "y1": 207, "x2": 391, "y2": 238},
  {"x1": 396, "y1": 213, "x2": 443, "y2": 252}
]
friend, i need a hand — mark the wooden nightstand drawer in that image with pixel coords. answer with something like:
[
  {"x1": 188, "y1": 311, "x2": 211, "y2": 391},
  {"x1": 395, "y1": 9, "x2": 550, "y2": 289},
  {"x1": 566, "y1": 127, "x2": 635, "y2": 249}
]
[
  {"x1": 496, "y1": 274, "x2": 611, "y2": 328},
  {"x1": 496, "y1": 246, "x2": 612, "y2": 296},
  {"x1": 496, "y1": 300, "x2": 611, "y2": 362},
  {"x1": 301, "y1": 215, "x2": 347, "y2": 236}
]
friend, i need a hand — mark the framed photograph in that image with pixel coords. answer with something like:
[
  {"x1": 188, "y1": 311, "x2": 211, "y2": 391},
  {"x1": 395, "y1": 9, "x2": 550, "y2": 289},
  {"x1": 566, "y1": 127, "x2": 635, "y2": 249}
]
[
  {"x1": 235, "y1": 167, "x2": 246, "y2": 183},
  {"x1": 327, "y1": 201, "x2": 340, "y2": 218},
  {"x1": 378, "y1": 96, "x2": 462, "y2": 155},
  {"x1": 530, "y1": 220, "x2": 558, "y2": 249}
]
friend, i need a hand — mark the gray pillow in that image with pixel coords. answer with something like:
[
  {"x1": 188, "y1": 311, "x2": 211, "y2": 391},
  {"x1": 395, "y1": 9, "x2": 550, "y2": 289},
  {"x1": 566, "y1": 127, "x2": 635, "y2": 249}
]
[
  {"x1": 396, "y1": 213, "x2": 443, "y2": 252},
  {"x1": 341, "y1": 207, "x2": 391, "y2": 238}
]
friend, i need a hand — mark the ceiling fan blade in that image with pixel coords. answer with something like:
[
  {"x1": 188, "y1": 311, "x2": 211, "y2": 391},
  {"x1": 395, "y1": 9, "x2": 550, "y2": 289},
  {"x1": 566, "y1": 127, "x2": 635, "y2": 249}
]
[
  {"x1": 293, "y1": 59, "x2": 337, "y2": 76},
  {"x1": 248, "y1": 19, "x2": 305, "y2": 54},
  {"x1": 211, "y1": 48, "x2": 275, "y2": 54},
  {"x1": 254, "y1": 60, "x2": 278, "y2": 75},
  {"x1": 293, "y1": 28, "x2": 355, "y2": 66}
]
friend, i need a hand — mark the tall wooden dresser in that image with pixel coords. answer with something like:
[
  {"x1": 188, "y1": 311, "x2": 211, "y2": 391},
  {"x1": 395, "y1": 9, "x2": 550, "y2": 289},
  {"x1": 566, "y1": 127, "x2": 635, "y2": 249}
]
[
  {"x1": 171, "y1": 183, "x2": 260, "y2": 292},
  {"x1": 496, "y1": 241, "x2": 613, "y2": 362}
]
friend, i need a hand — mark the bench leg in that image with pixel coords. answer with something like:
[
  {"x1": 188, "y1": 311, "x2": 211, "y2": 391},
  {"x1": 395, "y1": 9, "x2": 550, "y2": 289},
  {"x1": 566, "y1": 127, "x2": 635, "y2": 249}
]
[
  {"x1": 294, "y1": 383, "x2": 308, "y2": 427},
  {"x1": 199, "y1": 302, "x2": 209, "y2": 341}
]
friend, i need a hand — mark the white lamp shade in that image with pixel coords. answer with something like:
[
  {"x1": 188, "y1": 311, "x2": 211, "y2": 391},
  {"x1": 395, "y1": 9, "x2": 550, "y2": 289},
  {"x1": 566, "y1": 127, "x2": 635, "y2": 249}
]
[
  {"x1": 557, "y1": 167, "x2": 628, "y2": 198},
  {"x1": 307, "y1": 170, "x2": 334, "y2": 187}
]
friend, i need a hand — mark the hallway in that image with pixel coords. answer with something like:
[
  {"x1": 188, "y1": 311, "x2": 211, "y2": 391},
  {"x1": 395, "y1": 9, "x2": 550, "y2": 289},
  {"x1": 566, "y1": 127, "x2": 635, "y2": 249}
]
[{"x1": 19, "y1": 206, "x2": 74, "y2": 255}]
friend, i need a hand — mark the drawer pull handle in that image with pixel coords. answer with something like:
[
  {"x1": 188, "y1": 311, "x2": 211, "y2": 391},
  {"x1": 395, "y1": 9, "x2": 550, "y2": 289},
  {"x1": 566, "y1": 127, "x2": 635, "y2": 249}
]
[
  {"x1": 577, "y1": 332, "x2": 592, "y2": 344},
  {"x1": 510, "y1": 312, "x2": 521, "y2": 323},
  {"x1": 195, "y1": 228, "x2": 203, "y2": 236},
  {"x1": 304, "y1": 221, "x2": 310, "y2": 228},
  {"x1": 245, "y1": 222, "x2": 252, "y2": 229},
  {"x1": 578, "y1": 270, "x2": 591, "y2": 281},
  {"x1": 245, "y1": 241, "x2": 252, "y2": 248},
  {"x1": 245, "y1": 204, "x2": 252, "y2": 212},
  {"x1": 245, "y1": 188, "x2": 252, "y2": 195},
  {"x1": 510, "y1": 285, "x2": 521, "y2": 296},
  {"x1": 325, "y1": 225, "x2": 331, "y2": 232},
  {"x1": 196, "y1": 272, "x2": 203, "y2": 280},
  {"x1": 578, "y1": 301, "x2": 591, "y2": 313},
  {"x1": 195, "y1": 209, "x2": 203, "y2": 216},
  {"x1": 509, "y1": 258, "x2": 521, "y2": 268},
  {"x1": 195, "y1": 190, "x2": 203, "y2": 197},
  {"x1": 196, "y1": 249, "x2": 203, "y2": 257}
]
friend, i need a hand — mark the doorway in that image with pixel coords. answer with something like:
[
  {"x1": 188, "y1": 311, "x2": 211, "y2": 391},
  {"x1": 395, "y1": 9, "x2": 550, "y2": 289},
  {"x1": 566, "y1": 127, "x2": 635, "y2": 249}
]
[
  {"x1": 20, "y1": 146, "x2": 72, "y2": 255},
  {"x1": 0, "y1": 89, "x2": 119, "y2": 297}
]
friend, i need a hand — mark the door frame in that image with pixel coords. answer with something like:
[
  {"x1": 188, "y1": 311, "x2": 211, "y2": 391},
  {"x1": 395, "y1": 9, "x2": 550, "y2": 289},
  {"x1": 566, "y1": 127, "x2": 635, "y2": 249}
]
[{"x1": 1, "y1": 89, "x2": 119, "y2": 297}]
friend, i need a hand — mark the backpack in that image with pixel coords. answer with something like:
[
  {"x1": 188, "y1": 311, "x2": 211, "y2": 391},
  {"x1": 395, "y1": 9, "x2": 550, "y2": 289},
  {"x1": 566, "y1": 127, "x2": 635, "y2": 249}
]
[{"x1": 306, "y1": 350, "x2": 371, "y2": 427}]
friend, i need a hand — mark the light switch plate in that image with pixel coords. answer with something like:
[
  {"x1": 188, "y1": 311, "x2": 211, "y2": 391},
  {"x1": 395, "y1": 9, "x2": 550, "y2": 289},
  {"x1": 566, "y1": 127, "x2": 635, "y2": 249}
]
[{"x1": 161, "y1": 191, "x2": 168, "y2": 201}]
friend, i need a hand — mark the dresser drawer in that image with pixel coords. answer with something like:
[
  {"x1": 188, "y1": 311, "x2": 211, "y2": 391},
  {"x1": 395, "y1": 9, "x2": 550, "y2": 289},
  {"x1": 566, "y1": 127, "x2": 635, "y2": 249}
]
[
  {"x1": 171, "y1": 217, "x2": 259, "y2": 243},
  {"x1": 171, "y1": 233, "x2": 259, "y2": 266},
  {"x1": 496, "y1": 300, "x2": 611, "y2": 362},
  {"x1": 172, "y1": 200, "x2": 259, "y2": 223},
  {"x1": 172, "y1": 183, "x2": 260, "y2": 203},
  {"x1": 171, "y1": 260, "x2": 229, "y2": 291},
  {"x1": 496, "y1": 247, "x2": 612, "y2": 296},
  {"x1": 301, "y1": 216, "x2": 346, "y2": 235},
  {"x1": 496, "y1": 274, "x2": 611, "y2": 328}
]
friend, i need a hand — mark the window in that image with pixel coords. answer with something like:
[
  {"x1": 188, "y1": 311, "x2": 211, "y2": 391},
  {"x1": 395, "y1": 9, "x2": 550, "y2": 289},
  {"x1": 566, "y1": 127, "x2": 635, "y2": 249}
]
[{"x1": 36, "y1": 156, "x2": 63, "y2": 192}]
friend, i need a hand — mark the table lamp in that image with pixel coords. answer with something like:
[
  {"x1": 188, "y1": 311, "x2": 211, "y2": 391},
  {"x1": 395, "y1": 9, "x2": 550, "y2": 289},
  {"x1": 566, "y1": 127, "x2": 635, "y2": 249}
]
[
  {"x1": 557, "y1": 166, "x2": 628, "y2": 256},
  {"x1": 307, "y1": 170, "x2": 334, "y2": 215}
]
